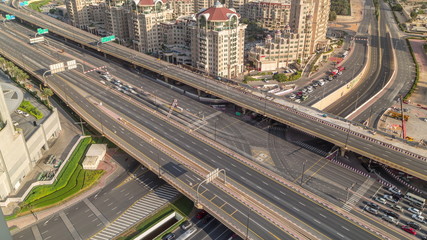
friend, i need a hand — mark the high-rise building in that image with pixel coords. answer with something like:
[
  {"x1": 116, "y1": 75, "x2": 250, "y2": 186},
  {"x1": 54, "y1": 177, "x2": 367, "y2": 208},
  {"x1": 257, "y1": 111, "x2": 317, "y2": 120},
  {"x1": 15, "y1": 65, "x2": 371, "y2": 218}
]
[
  {"x1": 170, "y1": 0, "x2": 195, "y2": 18},
  {"x1": 244, "y1": 0, "x2": 291, "y2": 30},
  {"x1": 129, "y1": 0, "x2": 174, "y2": 53},
  {"x1": 248, "y1": 0, "x2": 329, "y2": 71},
  {"x1": 65, "y1": 0, "x2": 105, "y2": 29},
  {"x1": 192, "y1": 1, "x2": 247, "y2": 78},
  {"x1": 105, "y1": 1, "x2": 131, "y2": 43},
  {"x1": 194, "y1": 0, "x2": 215, "y2": 12}
]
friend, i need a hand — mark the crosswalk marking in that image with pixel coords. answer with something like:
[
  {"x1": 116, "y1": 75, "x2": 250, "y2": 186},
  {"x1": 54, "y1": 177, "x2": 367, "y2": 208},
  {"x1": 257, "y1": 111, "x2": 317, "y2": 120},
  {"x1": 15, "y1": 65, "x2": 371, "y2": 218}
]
[
  {"x1": 90, "y1": 185, "x2": 179, "y2": 240},
  {"x1": 342, "y1": 178, "x2": 375, "y2": 212}
]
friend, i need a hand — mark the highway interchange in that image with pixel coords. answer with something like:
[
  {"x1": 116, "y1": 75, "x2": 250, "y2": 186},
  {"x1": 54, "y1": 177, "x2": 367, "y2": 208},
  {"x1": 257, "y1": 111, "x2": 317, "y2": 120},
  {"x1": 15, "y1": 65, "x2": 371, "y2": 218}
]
[
  {"x1": 0, "y1": 4, "x2": 426, "y2": 182},
  {"x1": 0, "y1": 3, "x2": 426, "y2": 240}
]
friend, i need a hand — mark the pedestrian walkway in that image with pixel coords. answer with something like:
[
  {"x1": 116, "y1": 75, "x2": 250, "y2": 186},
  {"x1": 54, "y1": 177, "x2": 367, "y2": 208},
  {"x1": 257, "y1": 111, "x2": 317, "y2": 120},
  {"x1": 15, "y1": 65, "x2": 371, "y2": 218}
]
[
  {"x1": 90, "y1": 184, "x2": 180, "y2": 240},
  {"x1": 342, "y1": 178, "x2": 375, "y2": 212}
]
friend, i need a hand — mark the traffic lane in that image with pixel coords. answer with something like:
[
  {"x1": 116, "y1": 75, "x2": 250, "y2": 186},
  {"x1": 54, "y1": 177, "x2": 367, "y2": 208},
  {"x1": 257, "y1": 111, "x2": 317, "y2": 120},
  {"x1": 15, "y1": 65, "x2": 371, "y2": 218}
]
[
  {"x1": 65, "y1": 201, "x2": 103, "y2": 239},
  {"x1": 36, "y1": 213, "x2": 74, "y2": 240},
  {"x1": 12, "y1": 227, "x2": 35, "y2": 240},
  {"x1": 188, "y1": 219, "x2": 222, "y2": 240}
]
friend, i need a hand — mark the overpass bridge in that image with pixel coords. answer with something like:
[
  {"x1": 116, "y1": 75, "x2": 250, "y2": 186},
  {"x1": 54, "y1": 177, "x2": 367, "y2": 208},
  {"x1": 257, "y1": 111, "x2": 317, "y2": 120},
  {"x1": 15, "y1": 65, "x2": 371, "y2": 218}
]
[{"x1": 1, "y1": 4, "x2": 426, "y2": 181}]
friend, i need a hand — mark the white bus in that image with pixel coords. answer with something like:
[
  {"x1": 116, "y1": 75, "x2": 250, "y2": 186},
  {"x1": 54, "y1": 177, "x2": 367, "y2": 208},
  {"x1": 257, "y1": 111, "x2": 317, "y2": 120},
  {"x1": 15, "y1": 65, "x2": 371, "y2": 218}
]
[{"x1": 405, "y1": 192, "x2": 425, "y2": 207}]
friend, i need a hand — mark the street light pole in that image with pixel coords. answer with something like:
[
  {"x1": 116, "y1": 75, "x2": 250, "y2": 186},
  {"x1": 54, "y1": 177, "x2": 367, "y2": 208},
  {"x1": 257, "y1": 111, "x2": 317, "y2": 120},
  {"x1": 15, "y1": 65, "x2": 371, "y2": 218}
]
[
  {"x1": 344, "y1": 122, "x2": 351, "y2": 150},
  {"x1": 245, "y1": 208, "x2": 252, "y2": 240}
]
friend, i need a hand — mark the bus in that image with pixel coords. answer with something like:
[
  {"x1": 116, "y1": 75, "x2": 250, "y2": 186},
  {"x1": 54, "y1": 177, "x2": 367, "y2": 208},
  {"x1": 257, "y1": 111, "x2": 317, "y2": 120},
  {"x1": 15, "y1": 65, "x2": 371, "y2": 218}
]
[{"x1": 404, "y1": 192, "x2": 425, "y2": 207}]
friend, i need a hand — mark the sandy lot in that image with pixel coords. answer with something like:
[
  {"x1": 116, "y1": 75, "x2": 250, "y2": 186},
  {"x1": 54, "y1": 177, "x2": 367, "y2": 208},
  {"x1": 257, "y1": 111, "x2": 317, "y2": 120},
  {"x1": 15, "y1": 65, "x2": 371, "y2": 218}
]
[
  {"x1": 331, "y1": 0, "x2": 364, "y2": 32},
  {"x1": 409, "y1": 39, "x2": 427, "y2": 105}
]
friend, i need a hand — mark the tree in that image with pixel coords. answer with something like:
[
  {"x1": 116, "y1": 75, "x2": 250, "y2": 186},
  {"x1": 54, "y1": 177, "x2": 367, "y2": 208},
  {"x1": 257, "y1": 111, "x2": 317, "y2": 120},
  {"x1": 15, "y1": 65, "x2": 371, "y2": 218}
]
[
  {"x1": 411, "y1": 10, "x2": 418, "y2": 20},
  {"x1": 329, "y1": 11, "x2": 337, "y2": 21},
  {"x1": 5, "y1": 62, "x2": 15, "y2": 73},
  {"x1": 16, "y1": 72, "x2": 29, "y2": 84},
  {"x1": 273, "y1": 73, "x2": 288, "y2": 82},
  {"x1": 0, "y1": 58, "x2": 7, "y2": 71},
  {"x1": 41, "y1": 87, "x2": 54, "y2": 106}
]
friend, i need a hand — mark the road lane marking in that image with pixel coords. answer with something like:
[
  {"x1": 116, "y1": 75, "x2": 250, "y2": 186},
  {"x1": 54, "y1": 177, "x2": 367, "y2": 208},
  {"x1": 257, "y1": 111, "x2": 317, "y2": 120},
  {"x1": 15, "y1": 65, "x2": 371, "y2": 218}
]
[
  {"x1": 342, "y1": 226, "x2": 350, "y2": 231},
  {"x1": 292, "y1": 207, "x2": 300, "y2": 212},
  {"x1": 319, "y1": 213, "x2": 327, "y2": 218}
]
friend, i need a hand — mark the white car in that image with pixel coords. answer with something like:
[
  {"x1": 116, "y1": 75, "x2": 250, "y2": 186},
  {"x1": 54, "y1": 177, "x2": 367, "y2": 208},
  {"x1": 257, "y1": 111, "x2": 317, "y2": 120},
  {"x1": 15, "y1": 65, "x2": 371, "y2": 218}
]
[
  {"x1": 412, "y1": 214, "x2": 425, "y2": 223},
  {"x1": 23, "y1": 112, "x2": 30, "y2": 117},
  {"x1": 16, "y1": 109, "x2": 23, "y2": 114},
  {"x1": 382, "y1": 215, "x2": 398, "y2": 225},
  {"x1": 374, "y1": 197, "x2": 387, "y2": 204},
  {"x1": 388, "y1": 186, "x2": 401, "y2": 195},
  {"x1": 408, "y1": 207, "x2": 421, "y2": 215},
  {"x1": 289, "y1": 94, "x2": 296, "y2": 99},
  {"x1": 383, "y1": 194, "x2": 398, "y2": 203}
]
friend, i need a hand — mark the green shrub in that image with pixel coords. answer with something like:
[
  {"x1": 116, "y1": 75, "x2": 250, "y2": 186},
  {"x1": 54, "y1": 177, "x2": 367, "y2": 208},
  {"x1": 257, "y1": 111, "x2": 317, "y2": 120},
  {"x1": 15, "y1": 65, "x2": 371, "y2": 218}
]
[
  {"x1": 19, "y1": 100, "x2": 43, "y2": 119},
  {"x1": 243, "y1": 75, "x2": 258, "y2": 83},
  {"x1": 28, "y1": 0, "x2": 51, "y2": 12},
  {"x1": 404, "y1": 39, "x2": 419, "y2": 100}
]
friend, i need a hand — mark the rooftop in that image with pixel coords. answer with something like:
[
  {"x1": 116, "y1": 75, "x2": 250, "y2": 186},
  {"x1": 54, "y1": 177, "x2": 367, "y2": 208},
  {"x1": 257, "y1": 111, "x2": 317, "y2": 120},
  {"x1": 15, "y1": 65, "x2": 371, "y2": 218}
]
[{"x1": 197, "y1": 1, "x2": 239, "y2": 21}]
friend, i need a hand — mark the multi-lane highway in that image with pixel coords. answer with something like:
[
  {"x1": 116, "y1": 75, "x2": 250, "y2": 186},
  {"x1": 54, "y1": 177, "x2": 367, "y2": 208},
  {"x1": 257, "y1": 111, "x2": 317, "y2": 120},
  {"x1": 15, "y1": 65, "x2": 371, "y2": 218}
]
[
  {"x1": 0, "y1": 19, "x2": 410, "y2": 240},
  {"x1": 0, "y1": 4, "x2": 426, "y2": 182}
]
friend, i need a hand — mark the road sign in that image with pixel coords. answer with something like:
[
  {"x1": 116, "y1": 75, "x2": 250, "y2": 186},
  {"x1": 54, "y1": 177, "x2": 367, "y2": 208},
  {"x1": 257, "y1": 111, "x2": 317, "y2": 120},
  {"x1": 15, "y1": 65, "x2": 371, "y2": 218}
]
[
  {"x1": 37, "y1": 28, "x2": 49, "y2": 35},
  {"x1": 67, "y1": 60, "x2": 77, "y2": 70},
  {"x1": 49, "y1": 62, "x2": 65, "y2": 74},
  {"x1": 19, "y1": 1, "x2": 28, "y2": 6},
  {"x1": 100, "y1": 35, "x2": 115, "y2": 43},
  {"x1": 29, "y1": 37, "x2": 45, "y2": 44},
  {"x1": 206, "y1": 168, "x2": 219, "y2": 183},
  {"x1": 5, "y1": 15, "x2": 15, "y2": 20}
]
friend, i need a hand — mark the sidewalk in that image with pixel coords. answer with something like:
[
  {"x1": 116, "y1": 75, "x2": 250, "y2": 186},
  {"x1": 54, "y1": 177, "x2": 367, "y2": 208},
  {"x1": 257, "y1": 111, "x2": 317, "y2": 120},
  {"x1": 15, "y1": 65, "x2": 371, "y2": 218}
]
[{"x1": 7, "y1": 149, "x2": 121, "y2": 230}]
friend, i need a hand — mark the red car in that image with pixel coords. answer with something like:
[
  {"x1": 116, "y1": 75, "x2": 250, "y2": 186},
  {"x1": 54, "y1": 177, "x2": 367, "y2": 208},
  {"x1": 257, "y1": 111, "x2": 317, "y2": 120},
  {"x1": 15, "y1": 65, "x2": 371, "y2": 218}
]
[
  {"x1": 196, "y1": 210, "x2": 207, "y2": 219},
  {"x1": 337, "y1": 66, "x2": 345, "y2": 71},
  {"x1": 402, "y1": 225, "x2": 416, "y2": 235}
]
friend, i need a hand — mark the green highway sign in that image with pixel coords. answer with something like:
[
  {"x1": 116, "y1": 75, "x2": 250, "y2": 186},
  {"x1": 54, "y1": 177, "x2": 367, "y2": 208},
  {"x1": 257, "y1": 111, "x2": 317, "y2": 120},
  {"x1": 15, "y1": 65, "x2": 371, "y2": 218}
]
[
  {"x1": 37, "y1": 28, "x2": 49, "y2": 34},
  {"x1": 5, "y1": 15, "x2": 15, "y2": 20},
  {"x1": 100, "y1": 35, "x2": 115, "y2": 43}
]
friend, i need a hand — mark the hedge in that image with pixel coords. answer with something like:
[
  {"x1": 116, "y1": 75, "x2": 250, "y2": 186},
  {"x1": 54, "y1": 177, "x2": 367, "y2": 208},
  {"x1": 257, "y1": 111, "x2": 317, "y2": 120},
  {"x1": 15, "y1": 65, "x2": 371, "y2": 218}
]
[
  {"x1": 403, "y1": 38, "x2": 419, "y2": 100},
  {"x1": 19, "y1": 100, "x2": 43, "y2": 119}
]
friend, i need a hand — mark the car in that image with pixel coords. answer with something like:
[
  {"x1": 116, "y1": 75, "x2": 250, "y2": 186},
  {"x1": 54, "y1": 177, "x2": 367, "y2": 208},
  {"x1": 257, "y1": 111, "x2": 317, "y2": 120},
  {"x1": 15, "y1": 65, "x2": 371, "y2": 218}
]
[
  {"x1": 389, "y1": 186, "x2": 401, "y2": 195},
  {"x1": 289, "y1": 94, "x2": 296, "y2": 99},
  {"x1": 421, "y1": 236, "x2": 427, "y2": 240},
  {"x1": 392, "y1": 205, "x2": 403, "y2": 212},
  {"x1": 365, "y1": 206, "x2": 378, "y2": 215},
  {"x1": 228, "y1": 233, "x2": 238, "y2": 240},
  {"x1": 301, "y1": 88, "x2": 307, "y2": 93},
  {"x1": 366, "y1": 202, "x2": 380, "y2": 210},
  {"x1": 382, "y1": 215, "x2": 398, "y2": 225},
  {"x1": 407, "y1": 221, "x2": 421, "y2": 230},
  {"x1": 12, "y1": 121, "x2": 19, "y2": 126},
  {"x1": 312, "y1": 82, "x2": 319, "y2": 87},
  {"x1": 100, "y1": 80, "x2": 106, "y2": 85},
  {"x1": 384, "y1": 194, "x2": 398, "y2": 203},
  {"x1": 23, "y1": 112, "x2": 30, "y2": 117},
  {"x1": 181, "y1": 220, "x2": 192, "y2": 230},
  {"x1": 130, "y1": 89, "x2": 137, "y2": 94},
  {"x1": 412, "y1": 214, "x2": 425, "y2": 223},
  {"x1": 307, "y1": 88, "x2": 313, "y2": 93},
  {"x1": 382, "y1": 209, "x2": 399, "y2": 219},
  {"x1": 162, "y1": 233, "x2": 175, "y2": 240},
  {"x1": 186, "y1": 226, "x2": 197, "y2": 235},
  {"x1": 196, "y1": 210, "x2": 207, "y2": 219},
  {"x1": 16, "y1": 109, "x2": 23, "y2": 114},
  {"x1": 408, "y1": 207, "x2": 421, "y2": 215},
  {"x1": 402, "y1": 225, "x2": 417, "y2": 235},
  {"x1": 307, "y1": 86, "x2": 313, "y2": 90},
  {"x1": 318, "y1": 81, "x2": 325, "y2": 86},
  {"x1": 114, "y1": 86, "x2": 120, "y2": 91},
  {"x1": 295, "y1": 99, "x2": 302, "y2": 103},
  {"x1": 101, "y1": 75, "x2": 112, "y2": 81},
  {"x1": 374, "y1": 197, "x2": 387, "y2": 204},
  {"x1": 392, "y1": 193, "x2": 403, "y2": 200}
]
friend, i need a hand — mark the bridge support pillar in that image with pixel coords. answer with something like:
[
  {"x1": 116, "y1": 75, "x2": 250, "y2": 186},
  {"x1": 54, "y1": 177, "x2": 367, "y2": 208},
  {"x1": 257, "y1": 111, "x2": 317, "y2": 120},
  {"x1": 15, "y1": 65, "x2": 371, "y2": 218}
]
[
  {"x1": 197, "y1": 89, "x2": 201, "y2": 96},
  {"x1": 164, "y1": 76, "x2": 169, "y2": 83},
  {"x1": 242, "y1": 108, "x2": 247, "y2": 114},
  {"x1": 340, "y1": 147, "x2": 347, "y2": 157},
  {"x1": 195, "y1": 203, "x2": 203, "y2": 209},
  {"x1": 103, "y1": 53, "x2": 107, "y2": 58}
]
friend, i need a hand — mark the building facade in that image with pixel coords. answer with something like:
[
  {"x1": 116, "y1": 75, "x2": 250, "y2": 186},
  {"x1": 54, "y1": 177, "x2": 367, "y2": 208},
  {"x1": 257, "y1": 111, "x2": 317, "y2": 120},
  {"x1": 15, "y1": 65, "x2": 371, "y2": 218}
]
[
  {"x1": 105, "y1": 2, "x2": 131, "y2": 43},
  {"x1": 248, "y1": 0, "x2": 329, "y2": 71},
  {"x1": 65, "y1": 0, "x2": 105, "y2": 29},
  {"x1": 129, "y1": 0, "x2": 174, "y2": 53},
  {"x1": 192, "y1": 2, "x2": 247, "y2": 78},
  {"x1": 244, "y1": 0, "x2": 291, "y2": 30}
]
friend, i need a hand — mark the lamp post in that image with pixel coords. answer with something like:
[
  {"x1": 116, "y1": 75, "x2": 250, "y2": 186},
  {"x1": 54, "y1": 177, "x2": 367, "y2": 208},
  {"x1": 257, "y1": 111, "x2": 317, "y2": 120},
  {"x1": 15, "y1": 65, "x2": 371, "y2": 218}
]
[
  {"x1": 300, "y1": 160, "x2": 307, "y2": 186},
  {"x1": 344, "y1": 122, "x2": 351, "y2": 150},
  {"x1": 245, "y1": 208, "x2": 252, "y2": 240}
]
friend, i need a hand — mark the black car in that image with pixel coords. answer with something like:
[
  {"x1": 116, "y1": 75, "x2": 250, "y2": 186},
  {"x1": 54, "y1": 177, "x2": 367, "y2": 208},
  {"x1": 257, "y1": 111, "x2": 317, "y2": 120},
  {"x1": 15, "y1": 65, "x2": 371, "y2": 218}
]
[
  {"x1": 407, "y1": 221, "x2": 421, "y2": 230},
  {"x1": 366, "y1": 202, "x2": 380, "y2": 210},
  {"x1": 162, "y1": 233, "x2": 175, "y2": 240},
  {"x1": 383, "y1": 210, "x2": 400, "y2": 219}
]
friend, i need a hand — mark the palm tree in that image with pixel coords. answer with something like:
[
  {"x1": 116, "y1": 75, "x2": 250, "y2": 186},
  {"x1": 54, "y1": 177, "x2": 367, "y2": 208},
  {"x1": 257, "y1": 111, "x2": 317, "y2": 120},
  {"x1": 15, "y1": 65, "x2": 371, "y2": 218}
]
[
  {"x1": 5, "y1": 62, "x2": 15, "y2": 73},
  {"x1": 16, "y1": 72, "x2": 29, "y2": 84},
  {"x1": 0, "y1": 58, "x2": 6, "y2": 70},
  {"x1": 41, "y1": 87, "x2": 54, "y2": 107},
  {"x1": 10, "y1": 66, "x2": 21, "y2": 78}
]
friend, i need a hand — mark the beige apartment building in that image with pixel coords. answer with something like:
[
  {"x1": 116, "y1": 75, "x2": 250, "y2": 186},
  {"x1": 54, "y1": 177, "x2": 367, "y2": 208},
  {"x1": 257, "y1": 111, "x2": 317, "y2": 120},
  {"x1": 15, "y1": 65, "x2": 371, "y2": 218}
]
[
  {"x1": 192, "y1": 2, "x2": 247, "y2": 78},
  {"x1": 170, "y1": 0, "x2": 195, "y2": 18},
  {"x1": 244, "y1": 0, "x2": 292, "y2": 30},
  {"x1": 105, "y1": 2, "x2": 130, "y2": 43},
  {"x1": 65, "y1": 0, "x2": 105, "y2": 29},
  {"x1": 129, "y1": 0, "x2": 174, "y2": 53},
  {"x1": 248, "y1": 0, "x2": 329, "y2": 71}
]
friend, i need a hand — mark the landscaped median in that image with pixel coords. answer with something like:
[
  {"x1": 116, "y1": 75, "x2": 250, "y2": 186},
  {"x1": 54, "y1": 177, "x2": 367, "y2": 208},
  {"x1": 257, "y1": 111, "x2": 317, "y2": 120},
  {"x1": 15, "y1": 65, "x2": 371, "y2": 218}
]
[
  {"x1": 117, "y1": 196, "x2": 194, "y2": 240},
  {"x1": 18, "y1": 100, "x2": 43, "y2": 119},
  {"x1": 10, "y1": 137, "x2": 104, "y2": 218}
]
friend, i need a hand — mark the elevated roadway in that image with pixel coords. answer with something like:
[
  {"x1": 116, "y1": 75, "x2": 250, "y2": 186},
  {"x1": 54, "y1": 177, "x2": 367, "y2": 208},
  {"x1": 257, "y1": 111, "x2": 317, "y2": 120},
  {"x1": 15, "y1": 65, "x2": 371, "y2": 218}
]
[
  {"x1": 0, "y1": 22, "x2": 408, "y2": 240},
  {"x1": 0, "y1": 4, "x2": 426, "y2": 182}
]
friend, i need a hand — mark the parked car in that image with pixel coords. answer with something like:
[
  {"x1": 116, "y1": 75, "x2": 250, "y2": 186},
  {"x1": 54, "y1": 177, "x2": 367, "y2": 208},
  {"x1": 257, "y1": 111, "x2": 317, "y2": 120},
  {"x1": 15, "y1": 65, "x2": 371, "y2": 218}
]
[
  {"x1": 401, "y1": 225, "x2": 417, "y2": 235},
  {"x1": 16, "y1": 109, "x2": 23, "y2": 114},
  {"x1": 196, "y1": 210, "x2": 207, "y2": 219},
  {"x1": 374, "y1": 197, "x2": 387, "y2": 205},
  {"x1": 383, "y1": 209, "x2": 400, "y2": 219},
  {"x1": 162, "y1": 233, "x2": 175, "y2": 240},
  {"x1": 289, "y1": 94, "x2": 296, "y2": 99},
  {"x1": 181, "y1": 220, "x2": 192, "y2": 230},
  {"x1": 407, "y1": 221, "x2": 421, "y2": 230},
  {"x1": 366, "y1": 202, "x2": 380, "y2": 210},
  {"x1": 408, "y1": 207, "x2": 421, "y2": 215},
  {"x1": 384, "y1": 194, "x2": 398, "y2": 203},
  {"x1": 365, "y1": 206, "x2": 378, "y2": 215},
  {"x1": 23, "y1": 112, "x2": 30, "y2": 117},
  {"x1": 412, "y1": 214, "x2": 425, "y2": 223},
  {"x1": 392, "y1": 205, "x2": 403, "y2": 212},
  {"x1": 382, "y1": 215, "x2": 399, "y2": 225},
  {"x1": 389, "y1": 186, "x2": 401, "y2": 195}
]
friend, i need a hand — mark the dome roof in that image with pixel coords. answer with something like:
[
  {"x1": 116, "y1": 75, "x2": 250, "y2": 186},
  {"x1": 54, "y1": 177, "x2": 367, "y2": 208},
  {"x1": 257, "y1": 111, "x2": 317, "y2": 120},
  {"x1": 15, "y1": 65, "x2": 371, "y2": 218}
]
[{"x1": 197, "y1": 1, "x2": 239, "y2": 21}]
